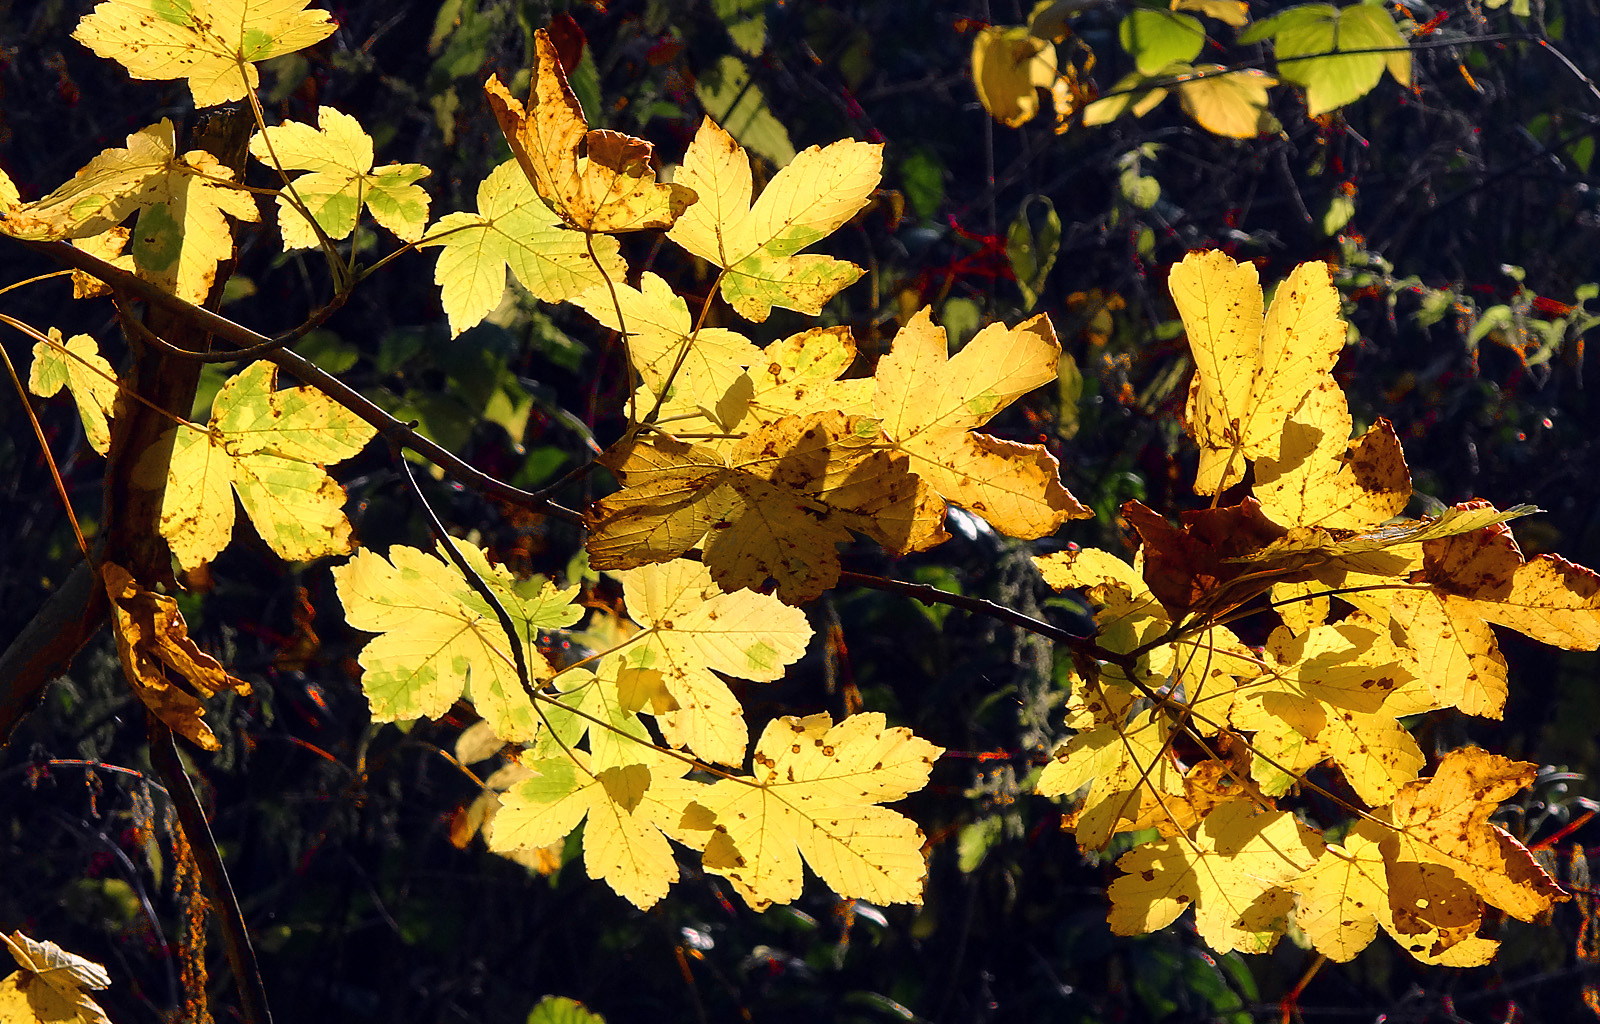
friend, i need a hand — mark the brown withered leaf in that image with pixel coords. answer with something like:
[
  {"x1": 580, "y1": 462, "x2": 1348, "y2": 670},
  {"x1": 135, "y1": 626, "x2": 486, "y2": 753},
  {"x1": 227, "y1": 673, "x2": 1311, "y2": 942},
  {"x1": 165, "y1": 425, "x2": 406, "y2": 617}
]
[
  {"x1": 486, "y1": 30, "x2": 695, "y2": 233},
  {"x1": 101, "y1": 562, "x2": 250, "y2": 750}
]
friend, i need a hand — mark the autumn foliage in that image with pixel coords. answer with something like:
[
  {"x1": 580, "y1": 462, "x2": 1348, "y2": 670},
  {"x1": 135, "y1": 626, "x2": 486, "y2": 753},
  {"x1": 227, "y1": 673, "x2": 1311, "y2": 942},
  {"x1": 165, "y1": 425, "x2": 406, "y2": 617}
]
[{"x1": 4, "y1": 0, "x2": 1600, "y2": 1019}]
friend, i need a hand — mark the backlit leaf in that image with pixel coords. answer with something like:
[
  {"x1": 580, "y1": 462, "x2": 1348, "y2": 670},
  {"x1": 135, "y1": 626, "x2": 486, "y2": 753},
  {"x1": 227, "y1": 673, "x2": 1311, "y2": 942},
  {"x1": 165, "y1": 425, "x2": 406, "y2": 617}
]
[
  {"x1": 250, "y1": 106, "x2": 431, "y2": 249},
  {"x1": 74, "y1": 0, "x2": 336, "y2": 108},
  {"x1": 874, "y1": 308, "x2": 1091, "y2": 537},
  {"x1": 28, "y1": 330, "x2": 117, "y2": 456},
  {"x1": 695, "y1": 712, "x2": 943, "y2": 909},
  {"x1": 667, "y1": 118, "x2": 880, "y2": 321},
  {"x1": 137, "y1": 360, "x2": 376, "y2": 569},
  {"x1": 419, "y1": 159, "x2": 625, "y2": 337}
]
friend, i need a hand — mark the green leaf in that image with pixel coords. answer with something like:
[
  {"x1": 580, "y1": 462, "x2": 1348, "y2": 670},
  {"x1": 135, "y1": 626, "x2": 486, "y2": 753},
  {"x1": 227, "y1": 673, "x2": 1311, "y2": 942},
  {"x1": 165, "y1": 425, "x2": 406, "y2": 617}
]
[
  {"x1": 1119, "y1": 9, "x2": 1206, "y2": 76},
  {"x1": 1007, "y1": 195, "x2": 1061, "y2": 312},
  {"x1": 1264, "y1": 3, "x2": 1410, "y2": 115}
]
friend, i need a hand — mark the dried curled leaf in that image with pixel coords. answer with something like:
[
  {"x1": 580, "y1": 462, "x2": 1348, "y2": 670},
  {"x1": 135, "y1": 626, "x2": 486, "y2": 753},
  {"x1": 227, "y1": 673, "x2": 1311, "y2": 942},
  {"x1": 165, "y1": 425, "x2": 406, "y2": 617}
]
[
  {"x1": 102, "y1": 562, "x2": 251, "y2": 751},
  {"x1": 486, "y1": 30, "x2": 694, "y2": 234},
  {"x1": 0, "y1": 931, "x2": 112, "y2": 1024}
]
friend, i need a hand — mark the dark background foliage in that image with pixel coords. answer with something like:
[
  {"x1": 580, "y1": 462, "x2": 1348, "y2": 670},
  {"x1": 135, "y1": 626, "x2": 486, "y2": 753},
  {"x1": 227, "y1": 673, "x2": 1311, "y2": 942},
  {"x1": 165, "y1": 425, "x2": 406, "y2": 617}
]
[{"x1": 3, "y1": 0, "x2": 1600, "y2": 1021}]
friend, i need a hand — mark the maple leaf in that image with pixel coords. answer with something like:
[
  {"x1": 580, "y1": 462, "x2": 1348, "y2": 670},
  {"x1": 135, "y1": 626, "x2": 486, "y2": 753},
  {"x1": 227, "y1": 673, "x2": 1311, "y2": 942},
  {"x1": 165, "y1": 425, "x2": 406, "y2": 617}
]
[
  {"x1": 419, "y1": 159, "x2": 626, "y2": 337},
  {"x1": 529, "y1": 659, "x2": 668, "y2": 771},
  {"x1": 0, "y1": 122, "x2": 169, "y2": 241},
  {"x1": 489, "y1": 749, "x2": 701, "y2": 909},
  {"x1": 331, "y1": 540, "x2": 582, "y2": 742},
  {"x1": 608, "y1": 558, "x2": 812, "y2": 764},
  {"x1": 28, "y1": 330, "x2": 117, "y2": 456},
  {"x1": 692, "y1": 712, "x2": 943, "y2": 910},
  {"x1": 667, "y1": 118, "x2": 881, "y2": 322},
  {"x1": 1350, "y1": 748, "x2": 1564, "y2": 961},
  {"x1": 136, "y1": 360, "x2": 376, "y2": 569},
  {"x1": 101, "y1": 562, "x2": 251, "y2": 752},
  {"x1": 69, "y1": 228, "x2": 136, "y2": 299},
  {"x1": 1036, "y1": 707, "x2": 1192, "y2": 848},
  {"x1": 1253, "y1": 376, "x2": 1412, "y2": 531},
  {"x1": 1230, "y1": 621, "x2": 1422, "y2": 803},
  {"x1": 250, "y1": 106, "x2": 431, "y2": 249},
  {"x1": 586, "y1": 412, "x2": 946, "y2": 603},
  {"x1": 1108, "y1": 801, "x2": 1325, "y2": 954},
  {"x1": 572, "y1": 272, "x2": 760, "y2": 429},
  {"x1": 874, "y1": 307, "x2": 1091, "y2": 537},
  {"x1": 73, "y1": 0, "x2": 336, "y2": 108},
  {"x1": 1172, "y1": 250, "x2": 1345, "y2": 496},
  {"x1": 485, "y1": 30, "x2": 695, "y2": 234},
  {"x1": 0, "y1": 931, "x2": 112, "y2": 1024},
  {"x1": 119, "y1": 119, "x2": 261, "y2": 303}
]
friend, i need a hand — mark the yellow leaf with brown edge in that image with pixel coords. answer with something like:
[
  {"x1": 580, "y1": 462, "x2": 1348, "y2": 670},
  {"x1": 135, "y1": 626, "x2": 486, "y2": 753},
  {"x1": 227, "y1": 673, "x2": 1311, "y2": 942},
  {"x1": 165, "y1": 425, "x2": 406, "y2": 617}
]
[
  {"x1": 102, "y1": 562, "x2": 250, "y2": 751},
  {"x1": 74, "y1": 0, "x2": 335, "y2": 108},
  {"x1": 585, "y1": 412, "x2": 945, "y2": 603},
  {"x1": 1374, "y1": 748, "x2": 1564, "y2": 927},
  {"x1": 874, "y1": 308, "x2": 1091, "y2": 537},
  {"x1": 1171, "y1": 251, "x2": 1345, "y2": 496},
  {"x1": 0, "y1": 120, "x2": 170, "y2": 241},
  {"x1": 667, "y1": 118, "x2": 880, "y2": 322},
  {"x1": 970, "y1": 25, "x2": 1058, "y2": 127},
  {"x1": 486, "y1": 30, "x2": 694, "y2": 234},
  {"x1": 0, "y1": 931, "x2": 112, "y2": 1024},
  {"x1": 1255, "y1": 376, "x2": 1411, "y2": 531}
]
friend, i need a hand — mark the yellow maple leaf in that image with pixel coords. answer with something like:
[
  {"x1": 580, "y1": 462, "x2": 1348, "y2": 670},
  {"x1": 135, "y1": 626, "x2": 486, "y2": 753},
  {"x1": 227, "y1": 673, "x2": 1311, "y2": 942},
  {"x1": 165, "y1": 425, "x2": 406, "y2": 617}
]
[
  {"x1": 0, "y1": 931, "x2": 112, "y2": 1024},
  {"x1": 250, "y1": 106, "x2": 431, "y2": 249},
  {"x1": 1350, "y1": 748, "x2": 1564, "y2": 961},
  {"x1": 652, "y1": 324, "x2": 877, "y2": 441},
  {"x1": 608, "y1": 558, "x2": 812, "y2": 764},
  {"x1": 1293, "y1": 832, "x2": 1391, "y2": 962},
  {"x1": 1231, "y1": 622, "x2": 1422, "y2": 804},
  {"x1": 28, "y1": 330, "x2": 118, "y2": 456},
  {"x1": 102, "y1": 562, "x2": 251, "y2": 751},
  {"x1": 1108, "y1": 801, "x2": 1324, "y2": 954},
  {"x1": 485, "y1": 30, "x2": 694, "y2": 234},
  {"x1": 667, "y1": 118, "x2": 881, "y2": 322},
  {"x1": 1037, "y1": 707, "x2": 1191, "y2": 848},
  {"x1": 530, "y1": 659, "x2": 669, "y2": 771},
  {"x1": 73, "y1": 0, "x2": 336, "y2": 108},
  {"x1": 1173, "y1": 64, "x2": 1277, "y2": 138},
  {"x1": 489, "y1": 750, "x2": 693, "y2": 909},
  {"x1": 586, "y1": 412, "x2": 946, "y2": 603},
  {"x1": 0, "y1": 121, "x2": 170, "y2": 241},
  {"x1": 70, "y1": 227, "x2": 136, "y2": 299},
  {"x1": 419, "y1": 159, "x2": 626, "y2": 337},
  {"x1": 331, "y1": 540, "x2": 582, "y2": 742},
  {"x1": 136, "y1": 360, "x2": 376, "y2": 569},
  {"x1": 101, "y1": 119, "x2": 260, "y2": 304},
  {"x1": 970, "y1": 25, "x2": 1058, "y2": 128},
  {"x1": 572, "y1": 272, "x2": 761, "y2": 429},
  {"x1": 693, "y1": 712, "x2": 943, "y2": 910},
  {"x1": 1171, "y1": 250, "x2": 1345, "y2": 496},
  {"x1": 875, "y1": 307, "x2": 1090, "y2": 537},
  {"x1": 1253, "y1": 376, "x2": 1412, "y2": 531}
]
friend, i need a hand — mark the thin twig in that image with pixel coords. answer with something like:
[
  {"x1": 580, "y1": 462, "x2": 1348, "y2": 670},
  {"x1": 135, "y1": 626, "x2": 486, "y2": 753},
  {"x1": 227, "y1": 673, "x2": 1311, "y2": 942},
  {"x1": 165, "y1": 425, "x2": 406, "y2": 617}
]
[{"x1": 147, "y1": 718, "x2": 273, "y2": 1024}]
